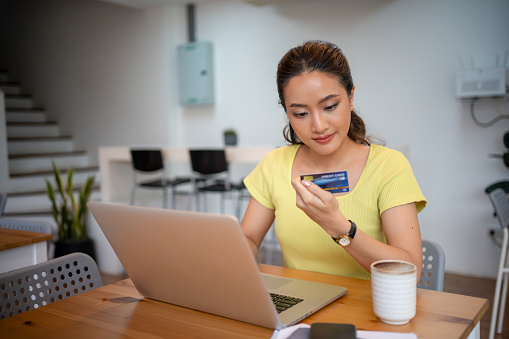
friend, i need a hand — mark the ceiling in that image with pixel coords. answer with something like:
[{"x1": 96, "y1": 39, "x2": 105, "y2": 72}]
[{"x1": 97, "y1": 0, "x2": 285, "y2": 9}]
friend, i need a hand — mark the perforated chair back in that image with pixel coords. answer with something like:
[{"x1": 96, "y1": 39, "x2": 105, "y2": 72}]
[
  {"x1": 189, "y1": 149, "x2": 229, "y2": 175},
  {"x1": 418, "y1": 240, "x2": 445, "y2": 291},
  {"x1": 0, "y1": 218, "x2": 53, "y2": 234},
  {"x1": 0, "y1": 192, "x2": 6, "y2": 217},
  {"x1": 490, "y1": 188, "x2": 509, "y2": 230},
  {"x1": 131, "y1": 149, "x2": 164, "y2": 172},
  {"x1": 0, "y1": 253, "x2": 103, "y2": 319}
]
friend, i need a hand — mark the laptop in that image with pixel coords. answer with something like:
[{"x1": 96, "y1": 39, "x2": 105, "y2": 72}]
[{"x1": 88, "y1": 202, "x2": 348, "y2": 330}]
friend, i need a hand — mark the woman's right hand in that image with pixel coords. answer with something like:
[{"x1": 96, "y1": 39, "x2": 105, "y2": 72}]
[{"x1": 291, "y1": 177, "x2": 350, "y2": 238}]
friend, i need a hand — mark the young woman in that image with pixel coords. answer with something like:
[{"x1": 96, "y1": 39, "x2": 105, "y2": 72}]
[{"x1": 241, "y1": 40, "x2": 426, "y2": 280}]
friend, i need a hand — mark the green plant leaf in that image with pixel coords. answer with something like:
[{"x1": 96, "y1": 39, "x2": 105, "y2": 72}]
[
  {"x1": 46, "y1": 163, "x2": 95, "y2": 242},
  {"x1": 45, "y1": 179, "x2": 63, "y2": 239},
  {"x1": 52, "y1": 162, "x2": 66, "y2": 201}
]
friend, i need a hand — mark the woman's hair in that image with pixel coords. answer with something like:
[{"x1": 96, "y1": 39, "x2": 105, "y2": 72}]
[{"x1": 277, "y1": 40, "x2": 371, "y2": 146}]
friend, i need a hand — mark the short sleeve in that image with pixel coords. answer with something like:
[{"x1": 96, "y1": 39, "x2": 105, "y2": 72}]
[
  {"x1": 243, "y1": 149, "x2": 277, "y2": 210},
  {"x1": 377, "y1": 151, "x2": 427, "y2": 214}
]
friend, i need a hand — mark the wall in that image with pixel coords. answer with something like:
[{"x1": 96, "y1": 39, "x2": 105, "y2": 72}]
[
  {"x1": 0, "y1": 0, "x2": 180, "y2": 162},
  {"x1": 1, "y1": 0, "x2": 508, "y2": 278},
  {"x1": 184, "y1": 0, "x2": 509, "y2": 278}
]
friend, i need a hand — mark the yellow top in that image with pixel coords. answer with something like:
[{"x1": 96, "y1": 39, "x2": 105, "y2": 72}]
[{"x1": 244, "y1": 144, "x2": 426, "y2": 280}]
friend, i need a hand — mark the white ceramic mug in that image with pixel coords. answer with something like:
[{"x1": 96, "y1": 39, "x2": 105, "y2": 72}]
[{"x1": 370, "y1": 260, "x2": 417, "y2": 325}]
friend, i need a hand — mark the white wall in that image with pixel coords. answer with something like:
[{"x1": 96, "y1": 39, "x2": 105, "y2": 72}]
[
  {"x1": 0, "y1": 0, "x2": 181, "y2": 162},
  {"x1": 185, "y1": 0, "x2": 509, "y2": 278},
  {"x1": 1, "y1": 0, "x2": 509, "y2": 278}
]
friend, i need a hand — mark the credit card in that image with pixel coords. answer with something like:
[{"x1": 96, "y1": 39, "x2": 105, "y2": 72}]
[{"x1": 300, "y1": 171, "x2": 349, "y2": 193}]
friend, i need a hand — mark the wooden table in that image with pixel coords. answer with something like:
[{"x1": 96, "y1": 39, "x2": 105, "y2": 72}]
[
  {"x1": 0, "y1": 228, "x2": 52, "y2": 274},
  {"x1": 0, "y1": 264, "x2": 488, "y2": 339}
]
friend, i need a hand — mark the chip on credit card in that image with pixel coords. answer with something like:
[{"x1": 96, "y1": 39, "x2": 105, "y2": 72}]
[{"x1": 300, "y1": 171, "x2": 349, "y2": 193}]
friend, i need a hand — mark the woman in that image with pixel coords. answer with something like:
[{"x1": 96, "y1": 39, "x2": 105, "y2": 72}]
[{"x1": 241, "y1": 40, "x2": 426, "y2": 280}]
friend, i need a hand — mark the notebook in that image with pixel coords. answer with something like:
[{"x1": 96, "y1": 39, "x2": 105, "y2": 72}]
[{"x1": 88, "y1": 202, "x2": 348, "y2": 330}]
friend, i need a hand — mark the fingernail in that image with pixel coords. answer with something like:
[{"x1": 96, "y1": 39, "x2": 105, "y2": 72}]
[{"x1": 301, "y1": 180, "x2": 311, "y2": 187}]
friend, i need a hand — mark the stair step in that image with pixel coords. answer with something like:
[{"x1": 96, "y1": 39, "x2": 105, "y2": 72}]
[
  {"x1": 0, "y1": 82, "x2": 22, "y2": 95},
  {"x1": 8, "y1": 137, "x2": 74, "y2": 155},
  {"x1": 1, "y1": 69, "x2": 99, "y2": 219},
  {"x1": 9, "y1": 165, "x2": 99, "y2": 179},
  {"x1": 7, "y1": 184, "x2": 101, "y2": 197},
  {"x1": 5, "y1": 94, "x2": 35, "y2": 109},
  {"x1": 8, "y1": 136, "x2": 72, "y2": 142},
  {"x1": 5, "y1": 108, "x2": 45, "y2": 113},
  {"x1": 7, "y1": 167, "x2": 100, "y2": 193},
  {"x1": 9, "y1": 150, "x2": 87, "y2": 160},
  {"x1": 7, "y1": 121, "x2": 57, "y2": 126},
  {"x1": 9, "y1": 153, "x2": 90, "y2": 175},
  {"x1": 4, "y1": 189, "x2": 101, "y2": 216},
  {"x1": 7, "y1": 122, "x2": 60, "y2": 138},
  {"x1": 5, "y1": 94, "x2": 32, "y2": 99},
  {"x1": 6, "y1": 110, "x2": 47, "y2": 123}
]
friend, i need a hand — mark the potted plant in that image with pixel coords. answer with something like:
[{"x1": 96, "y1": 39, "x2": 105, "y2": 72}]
[
  {"x1": 223, "y1": 128, "x2": 238, "y2": 146},
  {"x1": 45, "y1": 162, "x2": 96, "y2": 259}
]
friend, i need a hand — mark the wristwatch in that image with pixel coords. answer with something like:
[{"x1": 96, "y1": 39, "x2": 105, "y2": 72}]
[{"x1": 331, "y1": 220, "x2": 357, "y2": 247}]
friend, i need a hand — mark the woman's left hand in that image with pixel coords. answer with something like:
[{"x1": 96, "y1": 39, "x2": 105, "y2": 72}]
[{"x1": 291, "y1": 177, "x2": 350, "y2": 237}]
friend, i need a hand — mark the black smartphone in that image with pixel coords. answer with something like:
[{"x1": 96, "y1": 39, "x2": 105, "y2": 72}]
[{"x1": 309, "y1": 323, "x2": 357, "y2": 339}]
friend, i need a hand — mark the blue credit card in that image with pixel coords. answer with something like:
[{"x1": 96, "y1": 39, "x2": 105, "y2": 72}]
[{"x1": 300, "y1": 171, "x2": 349, "y2": 193}]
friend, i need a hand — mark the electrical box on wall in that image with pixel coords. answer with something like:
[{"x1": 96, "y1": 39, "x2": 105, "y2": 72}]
[
  {"x1": 177, "y1": 42, "x2": 214, "y2": 106},
  {"x1": 456, "y1": 66, "x2": 507, "y2": 99}
]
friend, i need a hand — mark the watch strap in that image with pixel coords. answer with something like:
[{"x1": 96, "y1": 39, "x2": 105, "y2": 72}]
[{"x1": 331, "y1": 220, "x2": 357, "y2": 244}]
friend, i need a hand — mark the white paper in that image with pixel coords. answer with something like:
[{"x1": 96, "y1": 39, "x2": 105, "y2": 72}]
[
  {"x1": 357, "y1": 330, "x2": 418, "y2": 339},
  {"x1": 272, "y1": 324, "x2": 418, "y2": 339}
]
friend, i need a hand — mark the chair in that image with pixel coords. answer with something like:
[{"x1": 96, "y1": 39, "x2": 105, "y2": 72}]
[
  {"x1": 0, "y1": 218, "x2": 56, "y2": 257},
  {"x1": 487, "y1": 188, "x2": 509, "y2": 339},
  {"x1": 0, "y1": 218, "x2": 53, "y2": 234},
  {"x1": 189, "y1": 149, "x2": 245, "y2": 214},
  {"x1": 485, "y1": 180, "x2": 509, "y2": 195},
  {"x1": 0, "y1": 192, "x2": 6, "y2": 217},
  {"x1": 0, "y1": 252, "x2": 103, "y2": 320},
  {"x1": 418, "y1": 240, "x2": 445, "y2": 291},
  {"x1": 130, "y1": 149, "x2": 190, "y2": 209}
]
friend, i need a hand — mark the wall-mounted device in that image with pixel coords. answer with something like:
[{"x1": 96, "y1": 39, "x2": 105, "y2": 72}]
[
  {"x1": 177, "y1": 41, "x2": 214, "y2": 106},
  {"x1": 177, "y1": 4, "x2": 214, "y2": 107},
  {"x1": 456, "y1": 66, "x2": 507, "y2": 99}
]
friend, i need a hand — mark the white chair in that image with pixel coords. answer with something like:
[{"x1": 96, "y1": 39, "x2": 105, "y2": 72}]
[
  {"x1": 418, "y1": 240, "x2": 445, "y2": 291},
  {"x1": 0, "y1": 252, "x2": 103, "y2": 320},
  {"x1": 487, "y1": 187, "x2": 509, "y2": 339}
]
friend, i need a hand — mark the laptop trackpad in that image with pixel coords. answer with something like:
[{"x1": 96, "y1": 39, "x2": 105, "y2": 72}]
[{"x1": 261, "y1": 274, "x2": 293, "y2": 289}]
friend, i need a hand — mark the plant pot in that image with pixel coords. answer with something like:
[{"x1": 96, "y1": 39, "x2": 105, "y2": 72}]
[
  {"x1": 224, "y1": 134, "x2": 237, "y2": 146},
  {"x1": 54, "y1": 238, "x2": 97, "y2": 261}
]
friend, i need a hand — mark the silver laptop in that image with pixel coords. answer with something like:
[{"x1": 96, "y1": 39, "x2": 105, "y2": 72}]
[{"x1": 88, "y1": 202, "x2": 347, "y2": 330}]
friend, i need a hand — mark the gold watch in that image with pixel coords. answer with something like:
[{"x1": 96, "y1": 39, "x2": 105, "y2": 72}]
[{"x1": 331, "y1": 220, "x2": 357, "y2": 247}]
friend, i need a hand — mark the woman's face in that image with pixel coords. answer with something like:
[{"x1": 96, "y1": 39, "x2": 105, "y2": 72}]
[{"x1": 284, "y1": 71, "x2": 355, "y2": 156}]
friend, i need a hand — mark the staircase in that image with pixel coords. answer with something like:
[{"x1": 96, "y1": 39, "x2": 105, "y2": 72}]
[{"x1": 0, "y1": 70, "x2": 100, "y2": 219}]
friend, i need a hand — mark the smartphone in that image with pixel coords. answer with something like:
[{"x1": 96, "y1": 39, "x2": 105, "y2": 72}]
[{"x1": 309, "y1": 323, "x2": 357, "y2": 339}]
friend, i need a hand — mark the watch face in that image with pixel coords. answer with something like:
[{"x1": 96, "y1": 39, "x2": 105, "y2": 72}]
[{"x1": 338, "y1": 236, "x2": 351, "y2": 246}]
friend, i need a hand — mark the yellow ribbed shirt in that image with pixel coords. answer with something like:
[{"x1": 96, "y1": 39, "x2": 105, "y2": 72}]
[{"x1": 244, "y1": 144, "x2": 426, "y2": 280}]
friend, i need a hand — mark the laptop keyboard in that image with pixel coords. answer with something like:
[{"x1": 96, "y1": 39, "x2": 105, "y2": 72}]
[{"x1": 270, "y1": 293, "x2": 304, "y2": 313}]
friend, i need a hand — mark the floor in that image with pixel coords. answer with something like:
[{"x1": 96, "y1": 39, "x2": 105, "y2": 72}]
[{"x1": 101, "y1": 267, "x2": 508, "y2": 339}]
